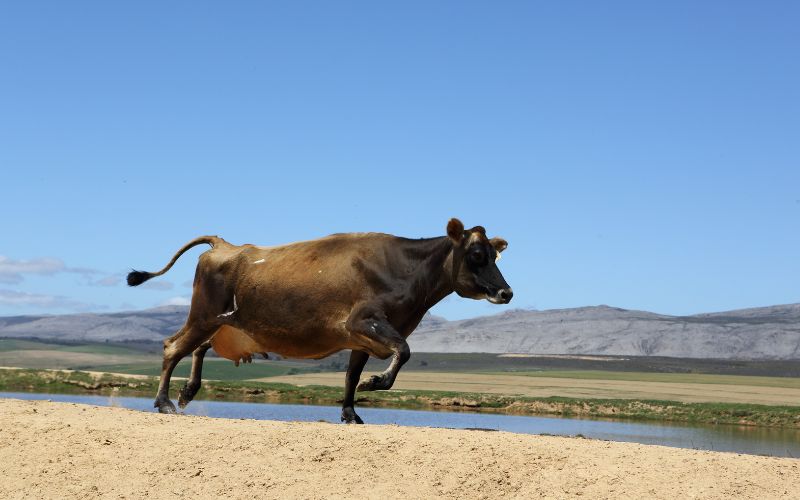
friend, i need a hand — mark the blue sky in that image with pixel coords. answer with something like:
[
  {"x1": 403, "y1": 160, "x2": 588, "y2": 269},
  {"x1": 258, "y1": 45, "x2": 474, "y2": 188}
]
[{"x1": 1, "y1": 1, "x2": 798, "y2": 319}]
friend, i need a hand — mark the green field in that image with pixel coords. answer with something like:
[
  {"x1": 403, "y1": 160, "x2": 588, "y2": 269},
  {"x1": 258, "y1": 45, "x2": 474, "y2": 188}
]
[
  {"x1": 3, "y1": 339, "x2": 799, "y2": 378},
  {"x1": 0, "y1": 339, "x2": 153, "y2": 357},
  {"x1": 0, "y1": 339, "x2": 94, "y2": 351},
  {"x1": 95, "y1": 359, "x2": 313, "y2": 380},
  {"x1": 0, "y1": 339, "x2": 316, "y2": 380}
]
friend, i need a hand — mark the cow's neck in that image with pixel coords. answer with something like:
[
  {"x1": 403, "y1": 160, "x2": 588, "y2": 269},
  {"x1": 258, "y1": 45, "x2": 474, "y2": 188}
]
[{"x1": 401, "y1": 236, "x2": 455, "y2": 312}]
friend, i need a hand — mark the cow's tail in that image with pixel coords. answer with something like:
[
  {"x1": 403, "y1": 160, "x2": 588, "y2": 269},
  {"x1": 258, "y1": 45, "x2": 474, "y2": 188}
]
[{"x1": 127, "y1": 236, "x2": 222, "y2": 287}]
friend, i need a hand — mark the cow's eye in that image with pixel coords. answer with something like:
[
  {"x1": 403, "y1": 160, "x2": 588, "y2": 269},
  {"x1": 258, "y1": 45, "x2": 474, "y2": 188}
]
[{"x1": 469, "y1": 249, "x2": 485, "y2": 264}]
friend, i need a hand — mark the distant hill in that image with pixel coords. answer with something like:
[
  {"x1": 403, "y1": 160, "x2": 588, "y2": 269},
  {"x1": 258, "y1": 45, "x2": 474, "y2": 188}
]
[
  {"x1": 1, "y1": 303, "x2": 799, "y2": 360},
  {"x1": 411, "y1": 304, "x2": 800, "y2": 359},
  {"x1": 0, "y1": 306, "x2": 187, "y2": 343}
]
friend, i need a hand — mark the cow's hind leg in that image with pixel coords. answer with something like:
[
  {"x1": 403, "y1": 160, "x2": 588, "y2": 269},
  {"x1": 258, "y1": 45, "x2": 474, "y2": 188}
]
[
  {"x1": 155, "y1": 324, "x2": 215, "y2": 414},
  {"x1": 341, "y1": 350, "x2": 369, "y2": 424},
  {"x1": 178, "y1": 341, "x2": 212, "y2": 409}
]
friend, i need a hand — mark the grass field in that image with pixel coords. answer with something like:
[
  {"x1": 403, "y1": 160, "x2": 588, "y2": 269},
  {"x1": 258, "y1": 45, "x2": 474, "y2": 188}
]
[
  {"x1": 95, "y1": 359, "x2": 312, "y2": 380},
  {"x1": 0, "y1": 339, "x2": 315, "y2": 380},
  {"x1": 485, "y1": 370, "x2": 800, "y2": 388},
  {"x1": 4, "y1": 338, "x2": 800, "y2": 376},
  {"x1": 261, "y1": 371, "x2": 800, "y2": 406},
  {"x1": 1, "y1": 339, "x2": 798, "y2": 423},
  {"x1": 0, "y1": 339, "x2": 156, "y2": 370},
  {"x1": 0, "y1": 339, "x2": 152, "y2": 355},
  {"x1": 0, "y1": 349, "x2": 156, "y2": 370}
]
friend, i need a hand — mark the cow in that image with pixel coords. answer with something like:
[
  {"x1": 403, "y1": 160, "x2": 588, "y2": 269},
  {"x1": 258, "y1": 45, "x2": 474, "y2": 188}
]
[{"x1": 127, "y1": 218, "x2": 512, "y2": 424}]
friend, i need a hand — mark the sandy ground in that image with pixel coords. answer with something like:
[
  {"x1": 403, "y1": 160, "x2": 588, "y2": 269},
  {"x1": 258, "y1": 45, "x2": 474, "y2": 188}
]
[
  {"x1": 1, "y1": 399, "x2": 798, "y2": 499},
  {"x1": 261, "y1": 371, "x2": 800, "y2": 405}
]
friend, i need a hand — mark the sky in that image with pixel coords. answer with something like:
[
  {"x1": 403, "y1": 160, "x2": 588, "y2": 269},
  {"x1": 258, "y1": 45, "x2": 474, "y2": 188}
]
[{"x1": 0, "y1": 1, "x2": 798, "y2": 320}]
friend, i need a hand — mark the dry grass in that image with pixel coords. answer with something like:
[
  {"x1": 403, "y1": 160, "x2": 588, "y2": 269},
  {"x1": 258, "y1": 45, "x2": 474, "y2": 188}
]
[
  {"x1": 0, "y1": 350, "x2": 155, "y2": 369},
  {"x1": 260, "y1": 371, "x2": 800, "y2": 406}
]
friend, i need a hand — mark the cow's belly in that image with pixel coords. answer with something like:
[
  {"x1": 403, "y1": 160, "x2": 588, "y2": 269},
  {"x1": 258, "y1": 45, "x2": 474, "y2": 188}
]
[{"x1": 210, "y1": 325, "x2": 349, "y2": 363}]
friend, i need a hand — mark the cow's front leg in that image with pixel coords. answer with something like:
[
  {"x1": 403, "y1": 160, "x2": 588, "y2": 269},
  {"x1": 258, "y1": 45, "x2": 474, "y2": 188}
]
[
  {"x1": 341, "y1": 350, "x2": 369, "y2": 424},
  {"x1": 356, "y1": 341, "x2": 409, "y2": 391},
  {"x1": 345, "y1": 307, "x2": 411, "y2": 393}
]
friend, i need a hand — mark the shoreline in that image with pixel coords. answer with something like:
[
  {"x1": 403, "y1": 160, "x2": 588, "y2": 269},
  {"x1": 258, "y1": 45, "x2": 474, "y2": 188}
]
[{"x1": 2, "y1": 367, "x2": 799, "y2": 428}]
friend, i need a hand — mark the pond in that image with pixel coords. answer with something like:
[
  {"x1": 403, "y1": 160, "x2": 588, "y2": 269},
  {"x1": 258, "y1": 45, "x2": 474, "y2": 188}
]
[{"x1": 3, "y1": 392, "x2": 798, "y2": 458}]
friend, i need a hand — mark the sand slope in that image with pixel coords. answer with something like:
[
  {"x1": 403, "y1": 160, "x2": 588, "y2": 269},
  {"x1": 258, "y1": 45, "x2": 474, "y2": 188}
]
[{"x1": 1, "y1": 399, "x2": 798, "y2": 499}]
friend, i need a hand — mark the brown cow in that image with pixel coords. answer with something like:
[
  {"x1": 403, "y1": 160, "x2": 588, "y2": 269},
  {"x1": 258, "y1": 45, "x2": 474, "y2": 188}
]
[{"x1": 127, "y1": 218, "x2": 512, "y2": 424}]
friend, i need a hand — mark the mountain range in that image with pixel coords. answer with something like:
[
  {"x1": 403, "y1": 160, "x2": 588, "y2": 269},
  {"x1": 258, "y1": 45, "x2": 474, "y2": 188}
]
[{"x1": 1, "y1": 303, "x2": 799, "y2": 360}]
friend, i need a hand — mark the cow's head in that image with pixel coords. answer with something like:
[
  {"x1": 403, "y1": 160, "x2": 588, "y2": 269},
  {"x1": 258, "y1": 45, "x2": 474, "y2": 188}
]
[{"x1": 446, "y1": 218, "x2": 513, "y2": 304}]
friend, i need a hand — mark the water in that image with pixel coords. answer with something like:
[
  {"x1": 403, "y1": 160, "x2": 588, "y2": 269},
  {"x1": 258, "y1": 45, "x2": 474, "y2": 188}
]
[{"x1": 3, "y1": 392, "x2": 798, "y2": 458}]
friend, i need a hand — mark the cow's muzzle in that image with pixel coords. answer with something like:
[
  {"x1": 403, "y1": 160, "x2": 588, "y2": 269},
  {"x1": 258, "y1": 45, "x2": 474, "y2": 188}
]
[{"x1": 487, "y1": 288, "x2": 513, "y2": 304}]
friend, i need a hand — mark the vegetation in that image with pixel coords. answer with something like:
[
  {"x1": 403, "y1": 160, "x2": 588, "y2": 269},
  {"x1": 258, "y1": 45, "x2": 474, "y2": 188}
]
[
  {"x1": 0, "y1": 338, "x2": 317, "y2": 380},
  {"x1": 487, "y1": 370, "x2": 800, "y2": 389},
  {"x1": 4, "y1": 338, "x2": 800, "y2": 378},
  {"x1": 89, "y1": 360, "x2": 317, "y2": 380},
  {"x1": 1, "y1": 368, "x2": 798, "y2": 428},
  {"x1": 2, "y1": 339, "x2": 798, "y2": 428}
]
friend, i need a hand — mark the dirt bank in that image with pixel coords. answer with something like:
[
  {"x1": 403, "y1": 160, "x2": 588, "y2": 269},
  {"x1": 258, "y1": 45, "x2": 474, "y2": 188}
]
[{"x1": 1, "y1": 399, "x2": 798, "y2": 499}]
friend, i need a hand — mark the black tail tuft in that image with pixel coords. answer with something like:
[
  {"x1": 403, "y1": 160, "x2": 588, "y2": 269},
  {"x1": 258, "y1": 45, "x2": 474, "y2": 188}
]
[{"x1": 127, "y1": 270, "x2": 154, "y2": 287}]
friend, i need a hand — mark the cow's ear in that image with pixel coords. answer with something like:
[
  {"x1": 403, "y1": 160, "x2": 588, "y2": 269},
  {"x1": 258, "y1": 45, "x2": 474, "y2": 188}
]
[
  {"x1": 490, "y1": 237, "x2": 508, "y2": 253},
  {"x1": 447, "y1": 218, "x2": 465, "y2": 243}
]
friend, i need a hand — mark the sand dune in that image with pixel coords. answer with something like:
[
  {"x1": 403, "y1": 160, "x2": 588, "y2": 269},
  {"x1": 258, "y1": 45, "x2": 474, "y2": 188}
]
[{"x1": 1, "y1": 399, "x2": 798, "y2": 499}]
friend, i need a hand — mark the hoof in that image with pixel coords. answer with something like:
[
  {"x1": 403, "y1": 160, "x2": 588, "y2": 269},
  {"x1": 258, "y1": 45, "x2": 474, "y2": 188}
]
[
  {"x1": 178, "y1": 383, "x2": 199, "y2": 409},
  {"x1": 341, "y1": 407, "x2": 364, "y2": 424},
  {"x1": 154, "y1": 398, "x2": 178, "y2": 414},
  {"x1": 357, "y1": 374, "x2": 391, "y2": 392}
]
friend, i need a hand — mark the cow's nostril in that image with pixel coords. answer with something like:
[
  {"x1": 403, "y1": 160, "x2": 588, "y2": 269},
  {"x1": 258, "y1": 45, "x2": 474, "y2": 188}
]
[{"x1": 499, "y1": 289, "x2": 513, "y2": 302}]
